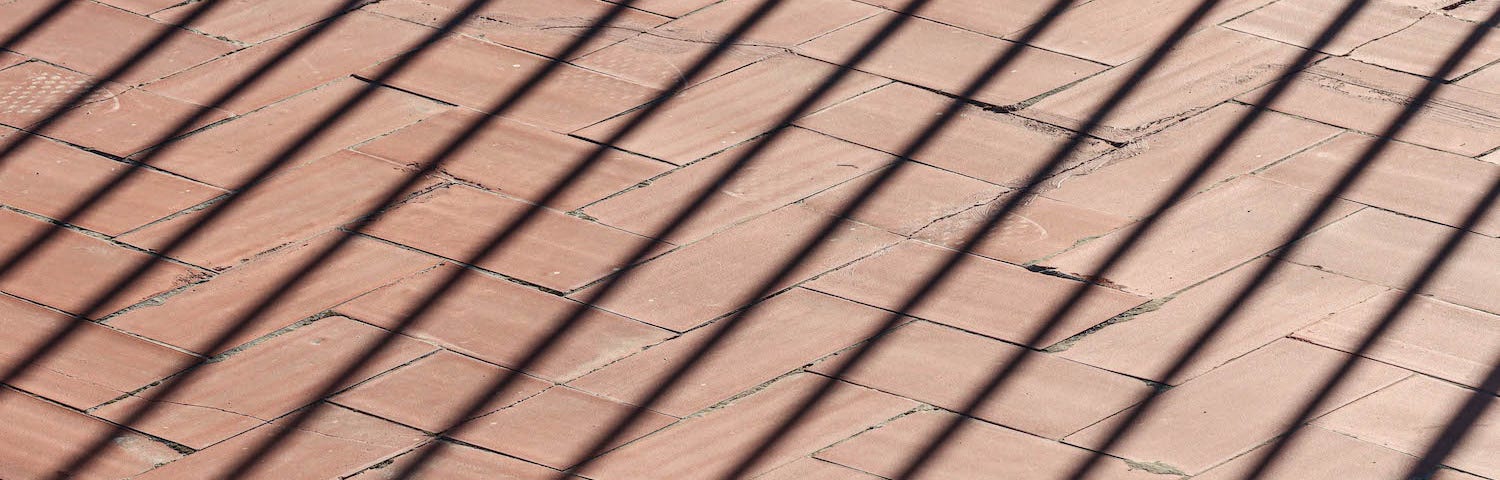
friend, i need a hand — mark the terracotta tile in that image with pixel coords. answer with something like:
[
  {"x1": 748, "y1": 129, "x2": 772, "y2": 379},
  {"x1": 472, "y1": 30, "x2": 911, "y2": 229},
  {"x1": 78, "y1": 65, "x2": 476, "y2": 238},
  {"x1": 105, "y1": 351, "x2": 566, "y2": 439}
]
[
  {"x1": 665, "y1": 0, "x2": 878, "y2": 46},
  {"x1": 853, "y1": 0, "x2": 1059, "y2": 38},
  {"x1": 1057, "y1": 258, "x2": 1386, "y2": 384},
  {"x1": 570, "y1": 204, "x2": 901, "y2": 331},
  {"x1": 93, "y1": 316, "x2": 436, "y2": 449},
  {"x1": 1223, "y1": 0, "x2": 1424, "y2": 55},
  {"x1": 361, "y1": 0, "x2": 667, "y2": 59},
  {"x1": 135, "y1": 405, "x2": 427, "y2": 480},
  {"x1": 1295, "y1": 291, "x2": 1500, "y2": 390},
  {"x1": 628, "y1": 0, "x2": 722, "y2": 17},
  {"x1": 348, "y1": 441, "x2": 559, "y2": 480},
  {"x1": 817, "y1": 410, "x2": 1162, "y2": 480},
  {"x1": 569, "y1": 288, "x2": 891, "y2": 416},
  {"x1": 333, "y1": 350, "x2": 551, "y2": 432},
  {"x1": 0, "y1": 129, "x2": 223, "y2": 236},
  {"x1": 803, "y1": 162, "x2": 1006, "y2": 236},
  {"x1": 1243, "y1": 57, "x2": 1500, "y2": 156},
  {"x1": 1448, "y1": 0, "x2": 1500, "y2": 21},
  {"x1": 366, "y1": 34, "x2": 657, "y2": 132},
  {"x1": 814, "y1": 321, "x2": 1152, "y2": 439},
  {"x1": 1044, "y1": 104, "x2": 1343, "y2": 219},
  {"x1": 96, "y1": 0, "x2": 181, "y2": 15},
  {"x1": 106, "y1": 231, "x2": 438, "y2": 354},
  {"x1": 0, "y1": 0, "x2": 237, "y2": 84},
  {"x1": 152, "y1": 0, "x2": 357, "y2": 44},
  {"x1": 1352, "y1": 14, "x2": 1500, "y2": 80},
  {"x1": 0, "y1": 294, "x2": 194, "y2": 410},
  {"x1": 355, "y1": 108, "x2": 671, "y2": 211},
  {"x1": 1064, "y1": 339, "x2": 1409, "y2": 475},
  {"x1": 144, "y1": 77, "x2": 448, "y2": 188},
  {"x1": 453, "y1": 386, "x2": 678, "y2": 469},
  {"x1": 797, "y1": 83, "x2": 1114, "y2": 187},
  {"x1": 578, "y1": 372, "x2": 918, "y2": 479},
  {"x1": 915, "y1": 194, "x2": 1133, "y2": 265},
  {"x1": 1194, "y1": 424, "x2": 1430, "y2": 480},
  {"x1": 566, "y1": 28, "x2": 779, "y2": 90},
  {"x1": 0, "y1": 208, "x2": 199, "y2": 316},
  {"x1": 1315, "y1": 375, "x2": 1500, "y2": 478},
  {"x1": 799, "y1": 13, "x2": 1107, "y2": 107},
  {"x1": 0, "y1": 388, "x2": 181, "y2": 479},
  {"x1": 118, "y1": 150, "x2": 439, "y2": 270},
  {"x1": 337, "y1": 264, "x2": 672, "y2": 381},
  {"x1": 1280, "y1": 208, "x2": 1500, "y2": 314},
  {"x1": 0, "y1": 61, "x2": 128, "y2": 129},
  {"x1": 365, "y1": 185, "x2": 661, "y2": 291},
  {"x1": 1010, "y1": 0, "x2": 1276, "y2": 65},
  {"x1": 1457, "y1": 62, "x2": 1500, "y2": 94},
  {"x1": 756, "y1": 458, "x2": 883, "y2": 480},
  {"x1": 582, "y1": 127, "x2": 889, "y2": 244},
  {"x1": 1046, "y1": 176, "x2": 1361, "y2": 297},
  {"x1": 806, "y1": 241, "x2": 1145, "y2": 347},
  {"x1": 1025, "y1": 27, "x2": 1310, "y2": 143},
  {"x1": 45, "y1": 86, "x2": 231, "y2": 157},
  {"x1": 144, "y1": 10, "x2": 434, "y2": 114},
  {"x1": 574, "y1": 53, "x2": 887, "y2": 164},
  {"x1": 1260, "y1": 133, "x2": 1500, "y2": 236}
]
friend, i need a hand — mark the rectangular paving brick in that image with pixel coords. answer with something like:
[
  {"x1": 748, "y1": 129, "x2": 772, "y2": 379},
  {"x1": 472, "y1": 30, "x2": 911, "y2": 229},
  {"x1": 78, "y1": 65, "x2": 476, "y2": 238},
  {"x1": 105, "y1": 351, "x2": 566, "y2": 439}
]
[
  {"x1": 854, "y1": 0, "x2": 1059, "y2": 38},
  {"x1": 97, "y1": 0, "x2": 181, "y2": 15},
  {"x1": 134, "y1": 405, "x2": 428, "y2": 480},
  {"x1": 0, "y1": 293, "x2": 194, "y2": 410},
  {"x1": 0, "y1": 388, "x2": 181, "y2": 479},
  {"x1": 332, "y1": 350, "x2": 552, "y2": 432},
  {"x1": 151, "y1": 0, "x2": 356, "y2": 44},
  {"x1": 1260, "y1": 133, "x2": 1500, "y2": 237},
  {"x1": 575, "y1": 53, "x2": 887, "y2": 164},
  {"x1": 569, "y1": 287, "x2": 893, "y2": 416},
  {"x1": 1280, "y1": 208, "x2": 1500, "y2": 314},
  {"x1": 366, "y1": 34, "x2": 657, "y2": 132},
  {"x1": 0, "y1": 0, "x2": 237, "y2": 84},
  {"x1": 757, "y1": 458, "x2": 883, "y2": 480},
  {"x1": 0, "y1": 128, "x2": 224, "y2": 236},
  {"x1": 144, "y1": 78, "x2": 448, "y2": 188},
  {"x1": 106, "y1": 230, "x2": 438, "y2": 354},
  {"x1": 119, "y1": 149, "x2": 441, "y2": 270},
  {"x1": 813, "y1": 320, "x2": 1152, "y2": 439},
  {"x1": 629, "y1": 0, "x2": 721, "y2": 17},
  {"x1": 1295, "y1": 291, "x2": 1500, "y2": 390},
  {"x1": 362, "y1": 0, "x2": 667, "y2": 60},
  {"x1": 1044, "y1": 103, "x2": 1342, "y2": 219},
  {"x1": 817, "y1": 410, "x2": 1163, "y2": 480},
  {"x1": 348, "y1": 441, "x2": 559, "y2": 480},
  {"x1": 93, "y1": 316, "x2": 436, "y2": 449},
  {"x1": 915, "y1": 194, "x2": 1132, "y2": 265},
  {"x1": 0, "y1": 61, "x2": 131, "y2": 130},
  {"x1": 1046, "y1": 175, "x2": 1362, "y2": 297},
  {"x1": 799, "y1": 13, "x2": 1107, "y2": 107},
  {"x1": 582, "y1": 127, "x2": 890, "y2": 244},
  {"x1": 44, "y1": 86, "x2": 231, "y2": 157},
  {"x1": 0, "y1": 208, "x2": 201, "y2": 317},
  {"x1": 355, "y1": 107, "x2": 671, "y2": 211},
  {"x1": 578, "y1": 372, "x2": 918, "y2": 480},
  {"x1": 364, "y1": 184, "x2": 663, "y2": 292},
  {"x1": 1011, "y1": 0, "x2": 1276, "y2": 65},
  {"x1": 1226, "y1": 0, "x2": 1423, "y2": 55},
  {"x1": 1057, "y1": 258, "x2": 1386, "y2": 384},
  {"x1": 1351, "y1": 14, "x2": 1500, "y2": 80},
  {"x1": 808, "y1": 240, "x2": 1145, "y2": 348},
  {"x1": 797, "y1": 83, "x2": 1114, "y2": 187},
  {"x1": 1316, "y1": 375, "x2": 1500, "y2": 478},
  {"x1": 1064, "y1": 339, "x2": 1409, "y2": 475},
  {"x1": 1025, "y1": 27, "x2": 1310, "y2": 143},
  {"x1": 1243, "y1": 56, "x2": 1500, "y2": 156},
  {"x1": 0, "y1": 52, "x2": 25, "y2": 70},
  {"x1": 1194, "y1": 424, "x2": 1433, "y2": 480},
  {"x1": 337, "y1": 264, "x2": 672, "y2": 381},
  {"x1": 803, "y1": 161, "x2": 1006, "y2": 236},
  {"x1": 144, "y1": 10, "x2": 434, "y2": 114},
  {"x1": 571, "y1": 204, "x2": 901, "y2": 331},
  {"x1": 452, "y1": 385, "x2": 678, "y2": 469},
  {"x1": 570, "y1": 31, "x2": 780, "y2": 91}
]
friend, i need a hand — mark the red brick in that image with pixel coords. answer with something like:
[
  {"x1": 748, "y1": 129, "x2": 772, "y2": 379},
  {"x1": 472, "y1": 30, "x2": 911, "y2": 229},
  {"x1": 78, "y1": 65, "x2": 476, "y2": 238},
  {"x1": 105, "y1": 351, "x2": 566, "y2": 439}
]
[
  {"x1": 916, "y1": 194, "x2": 1132, "y2": 265},
  {"x1": 0, "y1": 128, "x2": 223, "y2": 236},
  {"x1": 1064, "y1": 339, "x2": 1408, "y2": 475},
  {"x1": 0, "y1": 0, "x2": 237, "y2": 84},
  {"x1": 45, "y1": 86, "x2": 229, "y2": 157},
  {"x1": 806, "y1": 241, "x2": 1144, "y2": 348},
  {"x1": 152, "y1": 0, "x2": 357, "y2": 44},
  {"x1": 0, "y1": 388, "x2": 181, "y2": 479},
  {"x1": 1351, "y1": 14, "x2": 1500, "y2": 80},
  {"x1": 347, "y1": 441, "x2": 559, "y2": 480},
  {"x1": 453, "y1": 386, "x2": 678, "y2": 469},
  {"x1": 1295, "y1": 291, "x2": 1500, "y2": 390},
  {"x1": 332, "y1": 350, "x2": 551, "y2": 432},
  {"x1": 0, "y1": 208, "x2": 200, "y2": 316},
  {"x1": 578, "y1": 372, "x2": 917, "y2": 479},
  {"x1": 355, "y1": 107, "x2": 671, "y2": 211},
  {"x1": 1011, "y1": 0, "x2": 1276, "y2": 65},
  {"x1": 1223, "y1": 0, "x2": 1423, "y2": 55},
  {"x1": 814, "y1": 321, "x2": 1152, "y2": 439},
  {"x1": 337, "y1": 264, "x2": 672, "y2": 381},
  {"x1": 106, "y1": 231, "x2": 438, "y2": 354},
  {"x1": 803, "y1": 162, "x2": 1005, "y2": 236},
  {"x1": 93, "y1": 316, "x2": 436, "y2": 449},
  {"x1": 361, "y1": 0, "x2": 667, "y2": 59},
  {"x1": 1315, "y1": 375, "x2": 1500, "y2": 478},
  {"x1": 569, "y1": 288, "x2": 892, "y2": 416},
  {"x1": 143, "y1": 78, "x2": 448, "y2": 188},
  {"x1": 0, "y1": 61, "x2": 128, "y2": 129},
  {"x1": 1194, "y1": 424, "x2": 1433, "y2": 480},
  {"x1": 571, "y1": 204, "x2": 901, "y2": 331},
  {"x1": 575, "y1": 53, "x2": 886, "y2": 164},
  {"x1": 582, "y1": 127, "x2": 889, "y2": 244}
]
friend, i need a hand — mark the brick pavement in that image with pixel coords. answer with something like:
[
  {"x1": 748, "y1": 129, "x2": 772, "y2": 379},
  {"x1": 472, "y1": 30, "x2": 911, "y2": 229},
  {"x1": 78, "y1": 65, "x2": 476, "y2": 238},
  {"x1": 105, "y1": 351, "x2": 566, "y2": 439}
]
[{"x1": 0, "y1": 0, "x2": 1499, "y2": 479}]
